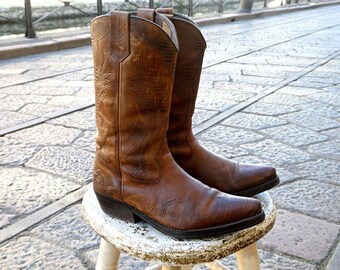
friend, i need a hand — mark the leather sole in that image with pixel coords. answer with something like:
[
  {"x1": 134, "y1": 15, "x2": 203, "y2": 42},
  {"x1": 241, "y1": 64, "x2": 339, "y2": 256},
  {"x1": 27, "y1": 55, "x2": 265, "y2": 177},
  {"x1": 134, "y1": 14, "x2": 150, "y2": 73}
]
[
  {"x1": 233, "y1": 176, "x2": 280, "y2": 197},
  {"x1": 95, "y1": 191, "x2": 265, "y2": 239}
]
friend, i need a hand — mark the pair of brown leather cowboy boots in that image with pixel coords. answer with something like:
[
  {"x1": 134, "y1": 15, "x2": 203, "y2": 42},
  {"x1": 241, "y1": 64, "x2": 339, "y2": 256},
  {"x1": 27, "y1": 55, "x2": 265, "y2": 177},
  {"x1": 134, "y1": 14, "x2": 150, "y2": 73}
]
[{"x1": 91, "y1": 8, "x2": 279, "y2": 239}]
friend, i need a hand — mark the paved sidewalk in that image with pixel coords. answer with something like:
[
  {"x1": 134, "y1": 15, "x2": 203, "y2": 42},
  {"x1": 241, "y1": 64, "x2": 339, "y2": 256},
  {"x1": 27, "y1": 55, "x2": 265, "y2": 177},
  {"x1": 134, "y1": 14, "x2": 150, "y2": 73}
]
[{"x1": 0, "y1": 4, "x2": 339, "y2": 269}]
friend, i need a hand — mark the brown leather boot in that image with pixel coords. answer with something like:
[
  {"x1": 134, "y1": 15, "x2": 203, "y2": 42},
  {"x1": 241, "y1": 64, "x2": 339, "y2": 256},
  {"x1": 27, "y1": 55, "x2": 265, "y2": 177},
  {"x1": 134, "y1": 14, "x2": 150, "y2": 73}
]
[
  {"x1": 156, "y1": 9, "x2": 280, "y2": 197},
  {"x1": 91, "y1": 10, "x2": 264, "y2": 239}
]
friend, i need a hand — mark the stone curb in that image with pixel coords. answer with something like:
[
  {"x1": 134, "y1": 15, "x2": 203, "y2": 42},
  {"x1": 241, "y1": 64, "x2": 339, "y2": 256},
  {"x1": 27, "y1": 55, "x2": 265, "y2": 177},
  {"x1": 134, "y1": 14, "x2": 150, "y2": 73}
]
[
  {"x1": 0, "y1": 1, "x2": 339, "y2": 60},
  {"x1": 0, "y1": 34, "x2": 91, "y2": 60}
]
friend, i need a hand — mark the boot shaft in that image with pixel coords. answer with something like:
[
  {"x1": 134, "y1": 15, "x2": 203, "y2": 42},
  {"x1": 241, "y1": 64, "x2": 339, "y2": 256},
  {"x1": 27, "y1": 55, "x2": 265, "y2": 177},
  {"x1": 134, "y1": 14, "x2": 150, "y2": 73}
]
[
  {"x1": 161, "y1": 12, "x2": 207, "y2": 160},
  {"x1": 135, "y1": 9, "x2": 207, "y2": 160},
  {"x1": 91, "y1": 12, "x2": 179, "y2": 197}
]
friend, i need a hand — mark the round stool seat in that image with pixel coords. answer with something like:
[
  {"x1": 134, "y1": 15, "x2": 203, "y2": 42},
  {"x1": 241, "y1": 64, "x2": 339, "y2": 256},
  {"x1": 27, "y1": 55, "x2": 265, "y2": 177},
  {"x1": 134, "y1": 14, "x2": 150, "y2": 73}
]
[{"x1": 82, "y1": 185, "x2": 276, "y2": 268}]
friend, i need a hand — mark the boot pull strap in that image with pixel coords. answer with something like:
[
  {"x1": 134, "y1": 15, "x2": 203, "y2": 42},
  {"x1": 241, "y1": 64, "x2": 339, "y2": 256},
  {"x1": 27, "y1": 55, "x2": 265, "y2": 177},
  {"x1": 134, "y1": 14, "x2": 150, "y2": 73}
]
[
  {"x1": 110, "y1": 11, "x2": 130, "y2": 61},
  {"x1": 156, "y1": 8, "x2": 174, "y2": 19},
  {"x1": 137, "y1": 8, "x2": 155, "y2": 22}
]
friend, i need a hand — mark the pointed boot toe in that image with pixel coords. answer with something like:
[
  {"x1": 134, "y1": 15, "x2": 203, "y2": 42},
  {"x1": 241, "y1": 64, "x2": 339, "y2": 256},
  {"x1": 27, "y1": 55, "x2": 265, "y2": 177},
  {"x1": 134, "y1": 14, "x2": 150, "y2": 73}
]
[{"x1": 232, "y1": 163, "x2": 280, "y2": 197}]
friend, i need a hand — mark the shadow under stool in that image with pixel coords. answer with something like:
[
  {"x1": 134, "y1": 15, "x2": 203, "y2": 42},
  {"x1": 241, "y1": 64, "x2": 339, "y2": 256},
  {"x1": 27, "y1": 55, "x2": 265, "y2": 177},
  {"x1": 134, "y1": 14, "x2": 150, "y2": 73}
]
[{"x1": 82, "y1": 185, "x2": 276, "y2": 270}]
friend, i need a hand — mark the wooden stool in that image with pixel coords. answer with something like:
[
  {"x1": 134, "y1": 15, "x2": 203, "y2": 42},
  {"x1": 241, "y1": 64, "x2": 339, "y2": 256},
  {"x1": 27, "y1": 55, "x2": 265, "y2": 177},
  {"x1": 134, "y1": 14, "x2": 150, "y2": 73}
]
[{"x1": 82, "y1": 185, "x2": 276, "y2": 270}]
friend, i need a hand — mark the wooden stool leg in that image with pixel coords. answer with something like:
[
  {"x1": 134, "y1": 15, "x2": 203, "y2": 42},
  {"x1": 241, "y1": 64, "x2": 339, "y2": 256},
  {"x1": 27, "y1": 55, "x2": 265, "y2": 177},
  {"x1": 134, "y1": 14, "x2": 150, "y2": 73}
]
[
  {"x1": 96, "y1": 238, "x2": 121, "y2": 270},
  {"x1": 235, "y1": 243, "x2": 260, "y2": 270}
]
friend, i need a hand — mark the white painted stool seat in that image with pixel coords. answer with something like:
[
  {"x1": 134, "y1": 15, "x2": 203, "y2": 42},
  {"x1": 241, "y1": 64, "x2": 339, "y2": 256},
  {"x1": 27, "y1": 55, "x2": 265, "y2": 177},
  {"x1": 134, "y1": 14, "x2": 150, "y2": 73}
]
[{"x1": 82, "y1": 185, "x2": 276, "y2": 270}]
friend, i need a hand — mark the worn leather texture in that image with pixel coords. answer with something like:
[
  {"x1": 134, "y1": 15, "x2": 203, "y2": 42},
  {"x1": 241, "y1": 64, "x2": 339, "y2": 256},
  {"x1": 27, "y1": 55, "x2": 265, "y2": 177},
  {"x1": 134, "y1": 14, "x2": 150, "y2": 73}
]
[
  {"x1": 161, "y1": 13, "x2": 278, "y2": 195},
  {"x1": 91, "y1": 11, "x2": 263, "y2": 232}
]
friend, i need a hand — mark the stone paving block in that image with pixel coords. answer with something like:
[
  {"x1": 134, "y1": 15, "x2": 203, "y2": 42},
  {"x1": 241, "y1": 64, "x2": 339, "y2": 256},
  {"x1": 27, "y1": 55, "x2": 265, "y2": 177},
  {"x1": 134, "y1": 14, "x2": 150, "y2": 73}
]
[
  {"x1": 0, "y1": 137, "x2": 40, "y2": 166},
  {"x1": 73, "y1": 130, "x2": 96, "y2": 152},
  {"x1": 196, "y1": 95, "x2": 237, "y2": 111},
  {"x1": 304, "y1": 75, "x2": 340, "y2": 84},
  {"x1": 1, "y1": 61, "x2": 51, "y2": 70},
  {"x1": 290, "y1": 159, "x2": 339, "y2": 185},
  {"x1": 62, "y1": 80, "x2": 95, "y2": 88},
  {"x1": 321, "y1": 127, "x2": 340, "y2": 138},
  {"x1": 263, "y1": 46, "x2": 330, "y2": 59},
  {"x1": 323, "y1": 84, "x2": 340, "y2": 93},
  {"x1": 259, "y1": 124, "x2": 328, "y2": 147},
  {"x1": 240, "y1": 67, "x2": 297, "y2": 79},
  {"x1": 48, "y1": 107, "x2": 96, "y2": 130},
  {"x1": 1, "y1": 95, "x2": 51, "y2": 112},
  {"x1": 48, "y1": 95, "x2": 94, "y2": 107},
  {"x1": 261, "y1": 93, "x2": 312, "y2": 106},
  {"x1": 200, "y1": 69, "x2": 232, "y2": 84},
  {"x1": 294, "y1": 101, "x2": 340, "y2": 119},
  {"x1": 0, "y1": 236, "x2": 86, "y2": 269},
  {"x1": 222, "y1": 112, "x2": 287, "y2": 130},
  {"x1": 1, "y1": 74, "x2": 38, "y2": 84},
  {"x1": 74, "y1": 87, "x2": 95, "y2": 97},
  {"x1": 266, "y1": 56, "x2": 319, "y2": 68},
  {"x1": 198, "y1": 139, "x2": 249, "y2": 158},
  {"x1": 0, "y1": 68, "x2": 27, "y2": 74},
  {"x1": 7, "y1": 123, "x2": 81, "y2": 147},
  {"x1": 198, "y1": 125, "x2": 264, "y2": 145},
  {"x1": 18, "y1": 103, "x2": 66, "y2": 116},
  {"x1": 0, "y1": 209, "x2": 16, "y2": 229},
  {"x1": 276, "y1": 86, "x2": 323, "y2": 96},
  {"x1": 326, "y1": 58, "x2": 340, "y2": 66},
  {"x1": 309, "y1": 92, "x2": 340, "y2": 107},
  {"x1": 243, "y1": 102, "x2": 298, "y2": 116},
  {"x1": 24, "y1": 69, "x2": 59, "y2": 77},
  {"x1": 27, "y1": 78, "x2": 67, "y2": 87},
  {"x1": 269, "y1": 180, "x2": 340, "y2": 223},
  {"x1": 0, "y1": 111, "x2": 35, "y2": 130},
  {"x1": 26, "y1": 146, "x2": 94, "y2": 184},
  {"x1": 32, "y1": 204, "x2": 100, "y2": 250},
  {"x1": 84, "y1": 74, "x2": 94, "y2": 81},
  {"x1": 240, "y1": 139, "x2": 311, "y2": 166},
  {"x1": 260, "y1": 209, "x2": 339, "y2": 263},
  {"x1": 0, "y1": 167, "x2": 80, "y2": 219},
  {"x1": 192, "y1": 109, "x2": 219, "y2": 127},
  {"x1": 326, "y1": 242, "x2": 340, "y2": 270},
  {"x1": 0, "y1": 84, "x2": 38, "y2": 95},
  {"x1": 212, "y1": 82, "x2": 267, "y2": 94},
  {"x1": 217, "y1": 248, "x2": 318, "y2": 270},
  {"x1": 204, "y1": 87, "x2": 256, "y2": 102},
  {"x1": 307, "y1": 139, "x2": 340, "y2": 159},
  {"x1": 274, "y1": 167, "x2": 299, "y2": 185},
  {"x1": 53, "y1": 72, "x2": 89, "y2": 81},
  {"x1": 228, "y1": 55, "x2": 271, "y2": 66},
  {"x1": 209, "y1": 63, "x2": 253, "y2": 76},
  {"x1": 0, "y1": 95, "x2": 28, "y2": 111},
  {"x1": 31, "y1": 86, "x2": 80, "y2": 96},
  {"x1": 288, "y1": 79, "x2": 333, "y2": 89},
  {"x1": 230, "y1": 75, "x2": 282, "y2": 86},
  {"x1": 307, "y1": 70, "x2": 340, "y2": 80},
  {"x1": 280, "y1": 111, "x2": 339, "y2": 131}
]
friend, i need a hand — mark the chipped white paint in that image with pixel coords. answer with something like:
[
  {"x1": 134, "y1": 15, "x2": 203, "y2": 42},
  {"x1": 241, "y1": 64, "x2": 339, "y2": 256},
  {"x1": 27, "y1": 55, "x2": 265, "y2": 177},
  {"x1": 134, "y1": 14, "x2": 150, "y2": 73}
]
[{"x1": 82, "y1": 184, "x2": 276, "y2": 266}]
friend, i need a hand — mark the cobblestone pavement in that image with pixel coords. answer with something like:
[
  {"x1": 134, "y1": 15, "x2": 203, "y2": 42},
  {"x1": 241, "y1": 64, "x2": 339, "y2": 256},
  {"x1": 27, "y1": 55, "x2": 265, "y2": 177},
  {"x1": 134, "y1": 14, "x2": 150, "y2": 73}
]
[{"x1": 1, "y1": 4, "x2": 339, "y2": 270}]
